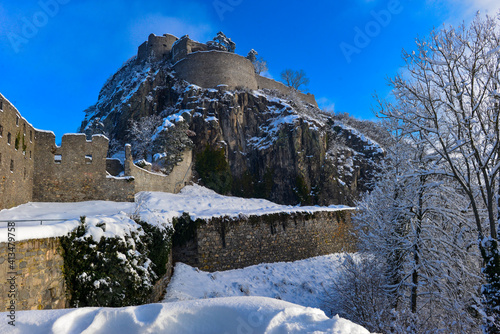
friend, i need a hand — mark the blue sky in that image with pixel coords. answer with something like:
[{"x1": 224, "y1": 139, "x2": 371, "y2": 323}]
[{"x1": 1, "y1": 0, "x2": 499, "y2": 140}]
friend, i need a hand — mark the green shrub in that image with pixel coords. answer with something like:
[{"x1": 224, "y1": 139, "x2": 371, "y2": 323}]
[{"x1": 60, "y1": 217, "x2": 172, "y2": 307}]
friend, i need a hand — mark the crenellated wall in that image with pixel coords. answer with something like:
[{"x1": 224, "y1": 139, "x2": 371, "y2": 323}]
[
  {"x1": 0, "y1": 93, "x2": 36, "y2": 210},
  {"x1": 32, "y1": 132, "x2": 135, "y2": 203}
]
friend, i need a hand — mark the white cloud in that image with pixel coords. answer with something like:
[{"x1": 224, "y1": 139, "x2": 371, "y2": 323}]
[{"x1": 128, "y1": 15, "x2": 213, "y2": 47}]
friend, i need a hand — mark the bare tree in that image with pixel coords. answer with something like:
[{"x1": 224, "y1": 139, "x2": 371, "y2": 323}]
[
  {"x1": 128, "y1": 114, "x2": 162, "y2": 160},
  {"x1": 377, "y1": 13, "x2": 500, "y2": 332},
  {"x1": 247, "y1": 49, "x2": 268, "y2": 74},
  {"x1": 280, "y1": 69, "x2": 309, "y2": 91}
]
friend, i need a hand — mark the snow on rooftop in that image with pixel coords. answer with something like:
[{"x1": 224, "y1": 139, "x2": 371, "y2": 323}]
[
  {"x1": 0, "y1": 296, "x2": 370, "y2": 334},
  {"x1": 0, "y1": 185, "x2": 352, "y2": 242}
]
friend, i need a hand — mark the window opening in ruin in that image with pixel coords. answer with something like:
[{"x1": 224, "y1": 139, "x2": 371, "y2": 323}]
[
  {"x1": 0, "y1": 100, "x2": 3, "y2": 111},
  {"x1": 0, "y1": 124, "x2": 3, "y2": 137},
  {"x1": 85, "y1": 155, "x2": 93, "y2": 164},
  {"x1": 0, "y1": 153, "x2": 2, "y2": 164},
  {"x1": 54, "y1": 154, "x2": 62, "y2": 164},
  {"x1": 10, "y1": 160, "x2": 14, "y2": 172},
  {"x1": 23, "y1": 123, "x2": 26, "y2": 135},
  {"x1": 16, "y1": 116, "x2": 19, "y2": 126},
  {"x1": 30, "y1": 130, "x2": 33, "y2": 142},
  {"x1": 30, "y1": 151, "x2": 32, "y2": 159},
  {"x1": 7, "y1": 132, "x2": 11, "y2": 145},
  {"x1": 24, "y1": 167, "x2": 27, "y2": 179}
]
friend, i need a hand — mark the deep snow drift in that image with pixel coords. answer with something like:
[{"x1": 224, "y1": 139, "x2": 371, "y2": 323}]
[{"x1": 0, "y1": 297, "x2": 369, "y2": 334}]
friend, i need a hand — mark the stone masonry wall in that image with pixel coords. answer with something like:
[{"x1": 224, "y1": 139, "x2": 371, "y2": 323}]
[
  {"x1": 173, "y1": 51, "x2": 259, "y2": 91},
  {"x1": 174, "y1": 210, "x2": 356, "y2": 272},
  {"x1": 0, "y1": 235, "x2": 174, "y2": 311},
  {"x1": 0, "y1": 238, "x2": 67, "y2": 311},
  {"x1": 125, "y1": 145, "x2": 193, "y2": 194},
  {"x1": 256, "y1": 75, "x2": 318, "y2": 107},
  {"x1": 32, "y1": 132, "x2": 135, "y2": 203},
  {"x1": 0, "y1": 93, "x2": 36, "y2": 210}
]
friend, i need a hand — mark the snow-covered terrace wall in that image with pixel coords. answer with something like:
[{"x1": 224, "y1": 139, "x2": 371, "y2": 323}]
[
  {"x1": 255, "y1": 75, "x2": 318, "y2": 107},
  {"x1": 174, "y1": 209, "x2": 356, "y2": 272}
]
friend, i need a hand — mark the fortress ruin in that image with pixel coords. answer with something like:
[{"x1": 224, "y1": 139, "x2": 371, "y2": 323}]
[
  {"x1": 138, "y1": 33, "x2": 318, "y2": 106},
  {"x1": 0, "y1": 93, "x2": 192, "y2": 210}
]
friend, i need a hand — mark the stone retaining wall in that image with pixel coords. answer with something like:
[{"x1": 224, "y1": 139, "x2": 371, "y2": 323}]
[
  {"x1": 173, "y1": 210, "x2": 356, "y2": 272},
  {"x1": 0, "y1": 238, "x2": 67, "y2": 311}
]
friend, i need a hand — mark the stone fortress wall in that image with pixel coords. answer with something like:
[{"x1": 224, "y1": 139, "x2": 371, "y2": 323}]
[
  {"x1": 0, "y1": 94, "x2": 193, "y2": 210},
  {"x1": 32, "y1": 132, "x2": 135, "y2": 203},
  {"x1": 138, "y1": 33, "x2": 318, "y2": 107},
  {"x1": 0, "y1": 94, "x2": 36, "y2": 210}
]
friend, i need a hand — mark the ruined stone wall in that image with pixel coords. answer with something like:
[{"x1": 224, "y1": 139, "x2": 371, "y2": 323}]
[
  {"x1": 174, "y1": 210, "x2": 357, "y2": 272},
  {"x1": 256, "y1": 75, "x2": 318, "y2": 107},
  {"x1": 125, "y1": 145, "x2": 192, "y2": 194},
  {"x1": 33, "y1": 133, "x2": 134, "y2": 202},
  {"x1": 0, "y1": 238, "x2": 67, "y2": 311},
  {"x1": 138, "y1": 33, "x2": 179, "y2": 62},
  {"x1": 173, "y1": 51, "x2": 258, "y2": 90},
  {"x1": 0, "y1": 94, "x2": 36, "y2": 210}
]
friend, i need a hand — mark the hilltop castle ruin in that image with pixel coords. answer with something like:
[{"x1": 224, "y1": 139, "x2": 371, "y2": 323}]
[
  {"x1": 0, "y1": 32, "x2": 319, "y2": 210},
  {"x1": 138, "y1": 33, "x2": 317, "y2": 106}
]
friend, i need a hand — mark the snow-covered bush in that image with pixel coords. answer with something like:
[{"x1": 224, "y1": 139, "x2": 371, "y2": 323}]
[
  {"x1": 60, "y1": 217, "x2": 173, "y2": 307},
  {"x1": 323, "y1": 255, "x2": 392, "y2": 333}
]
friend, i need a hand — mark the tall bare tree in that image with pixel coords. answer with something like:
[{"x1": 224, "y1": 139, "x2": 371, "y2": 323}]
[
  {"x1": 280, "y1": 69, "x2": 309, "y2": 91},
  {"x1": 377, "y1": 13, "x2": 500, "y2": 333}
]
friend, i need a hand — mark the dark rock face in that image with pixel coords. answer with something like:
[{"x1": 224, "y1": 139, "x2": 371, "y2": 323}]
[{"x1": 80, "y1": 58, "x2": 384, "y2": 205}]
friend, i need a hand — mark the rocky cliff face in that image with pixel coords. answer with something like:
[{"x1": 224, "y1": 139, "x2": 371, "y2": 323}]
[{"x1": 80, "y1": 56, "x2": 384, "y2": 206}]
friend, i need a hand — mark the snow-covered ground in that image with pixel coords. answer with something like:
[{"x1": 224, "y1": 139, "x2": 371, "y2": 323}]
[
  {"x1": 0, "y1": 186, "x2": 366, "y2": 333},
  {"x1": 0, "y1": 297, "x2": 369, "y2": 334},
  {"x1": 0, "y1": 184, "x2": 352, "y2": 242},
  {"x1": 165, "y1": 254, "x2": 350, "y2": 312}
]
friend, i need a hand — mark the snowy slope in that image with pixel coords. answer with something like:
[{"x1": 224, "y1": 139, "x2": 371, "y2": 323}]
[
  {"x1": 165, "y1": 253, "x2": 351, "y2": 312},
  {"x1": 0, "y1": 297, "x2": 370, "y2": 334}
]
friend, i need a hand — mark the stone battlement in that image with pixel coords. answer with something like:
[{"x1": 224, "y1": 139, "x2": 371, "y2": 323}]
[{"x1": 0, "y1": 93, "x2": 193, "y2": 210}]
